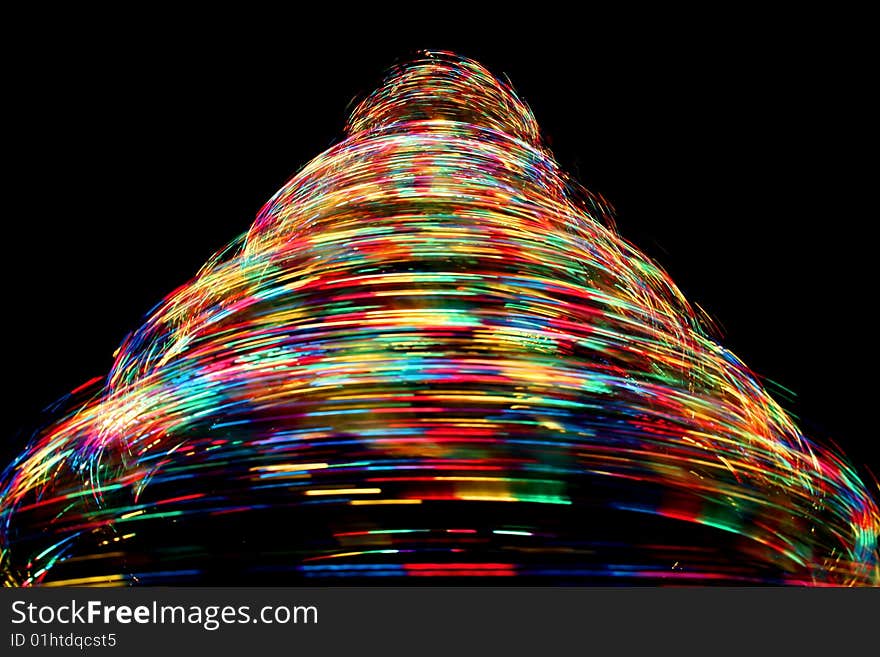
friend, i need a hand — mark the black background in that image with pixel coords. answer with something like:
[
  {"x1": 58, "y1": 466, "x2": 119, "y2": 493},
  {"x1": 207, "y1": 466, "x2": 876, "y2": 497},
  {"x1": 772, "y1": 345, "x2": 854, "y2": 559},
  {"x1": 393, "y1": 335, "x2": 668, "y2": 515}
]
[{"x1": 3, "y1": 18, "x2": 876, "y2": 486}]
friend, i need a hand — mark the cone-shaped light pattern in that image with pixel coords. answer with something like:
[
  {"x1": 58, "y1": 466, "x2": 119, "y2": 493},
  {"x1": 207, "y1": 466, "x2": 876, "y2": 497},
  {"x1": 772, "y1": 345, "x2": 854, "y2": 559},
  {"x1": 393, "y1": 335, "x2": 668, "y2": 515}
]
[{"x1": 2, "y1": 52, "x2": 878, "y2": 586}]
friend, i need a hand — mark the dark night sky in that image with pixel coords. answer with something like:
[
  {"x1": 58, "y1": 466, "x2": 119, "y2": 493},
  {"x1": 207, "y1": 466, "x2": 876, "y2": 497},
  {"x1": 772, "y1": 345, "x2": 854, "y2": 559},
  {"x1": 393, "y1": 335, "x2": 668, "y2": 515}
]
[{"x1": 3, "y1": 21, "x2": 876, "y2": 485}]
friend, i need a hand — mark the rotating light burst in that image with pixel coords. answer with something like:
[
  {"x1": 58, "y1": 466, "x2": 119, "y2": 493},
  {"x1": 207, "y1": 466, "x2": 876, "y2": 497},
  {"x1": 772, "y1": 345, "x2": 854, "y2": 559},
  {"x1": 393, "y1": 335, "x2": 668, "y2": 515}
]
[{"x1": 1, "y1": 51, "x2": 878, "y2": 586}]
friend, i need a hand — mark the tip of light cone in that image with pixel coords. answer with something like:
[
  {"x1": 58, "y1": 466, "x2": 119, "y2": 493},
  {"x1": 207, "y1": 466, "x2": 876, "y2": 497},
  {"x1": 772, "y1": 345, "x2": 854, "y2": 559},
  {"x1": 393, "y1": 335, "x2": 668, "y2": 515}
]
[{"x1": 346, "y1": 50, "x2": 542, "y2": 146}]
